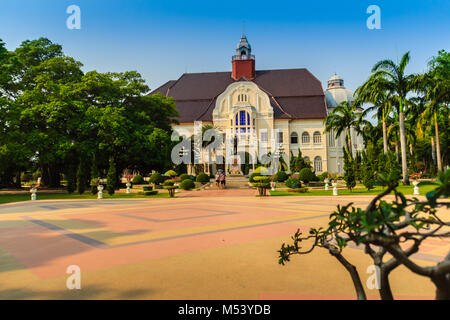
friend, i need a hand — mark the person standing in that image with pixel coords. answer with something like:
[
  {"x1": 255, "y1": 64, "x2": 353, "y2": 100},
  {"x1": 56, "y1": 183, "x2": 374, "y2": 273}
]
[
  {"x1": 220, "y1": 172, "x2": 226, "y2": 189},
  {"x1": 215, "y1": 171, "x2": 220, "y2": 189}
]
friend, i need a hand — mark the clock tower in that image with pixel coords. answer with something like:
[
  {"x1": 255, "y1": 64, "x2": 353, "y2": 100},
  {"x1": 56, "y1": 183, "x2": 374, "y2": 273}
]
[{"x1": 232, "y1": 35, "x2": 255, "y2": 80}]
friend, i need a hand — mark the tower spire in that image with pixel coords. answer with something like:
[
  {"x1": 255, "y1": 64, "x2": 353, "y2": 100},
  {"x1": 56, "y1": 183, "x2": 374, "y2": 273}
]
[{"x1": 232, "y1": 34, "x2": 255, "y2": 80}]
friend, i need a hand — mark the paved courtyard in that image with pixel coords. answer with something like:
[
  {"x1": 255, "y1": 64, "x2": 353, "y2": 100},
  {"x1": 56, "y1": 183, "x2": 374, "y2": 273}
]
[{"x1": 0, "y1": 193, "x2": 448, "y2": 299}]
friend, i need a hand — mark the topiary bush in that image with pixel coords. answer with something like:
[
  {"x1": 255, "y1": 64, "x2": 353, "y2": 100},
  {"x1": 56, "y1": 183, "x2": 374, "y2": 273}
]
[
  {"x1": 287, "y1": 187, "x2": 308, "y2": 193},
  {"x1": 179, "y1": 179, "x2": 195, "y2": 190},
  {"x1": 131, "y1": 174, "x2": 146, "y2": 184},
  {"x1": 164, "y1": 170, "x2": 177, "y2": 177},
  {"x1": 179, "y1": 173, "x2": 189, "y2": 181},
  {"x1": 90, "y1": 178, "x2": 99, "y2": 195},
  {"x1": 298, "y1": 168, "x2": 315, "y2": 184},
  {"x1": 137, "y1": 190, "x2": 159, "y2": 196},
  {"x1": 196, "y1": 172, "x2": 210, "y2": 184},
  {"x1": 149, "y1": 172, "x2": 164, "y2": 185},
  {"x1": 318, "y1": 171, "x2": 329, "y2": 181},
  {"x1": 254, "y1": 166, "x2": 270, "y2": 176},
  {"x1": 252, "y1": 175, "x2": 271, "y2": 196},
  {"x1": 273, "y1": 171, "x2": 288, "y2": 182},
  {"x1": 249, "y1": 172, "x2": 259, "y2": 183},
  {"x1": 163, "y1": 179, "x2": 176, "y2": 197},
  {"x1": 285, "y1": 177, "x2": 302, "y2": 189}
]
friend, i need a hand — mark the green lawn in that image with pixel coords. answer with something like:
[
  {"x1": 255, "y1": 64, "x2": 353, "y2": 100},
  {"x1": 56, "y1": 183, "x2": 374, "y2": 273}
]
[
  {"x1": 270, "y1": 182, "x2": 439, "y2": 197},
  {"x1": 0, "y1": 191, "x2": 170, "y2": 205}
]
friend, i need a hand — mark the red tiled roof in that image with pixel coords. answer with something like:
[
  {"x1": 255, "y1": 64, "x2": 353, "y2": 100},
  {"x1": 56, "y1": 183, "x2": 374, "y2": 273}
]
[{"x1": 150, "y1": 69, "x2": 327, "y2": 122}]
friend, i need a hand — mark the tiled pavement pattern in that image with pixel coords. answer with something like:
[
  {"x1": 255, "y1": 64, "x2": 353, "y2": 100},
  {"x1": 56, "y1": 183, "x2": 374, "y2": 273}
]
[{"x1": 0, "y1": 194, "x2": 448, "y2": 299}]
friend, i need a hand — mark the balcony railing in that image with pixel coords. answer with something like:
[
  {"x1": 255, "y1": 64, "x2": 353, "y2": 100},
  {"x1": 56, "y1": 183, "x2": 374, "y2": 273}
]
[{"x1": 232, "y1": 54, "x2": 255, "y2": 61}]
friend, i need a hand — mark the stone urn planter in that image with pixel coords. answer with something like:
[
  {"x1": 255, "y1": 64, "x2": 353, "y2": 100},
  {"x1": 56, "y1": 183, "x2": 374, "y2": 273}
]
[
  {"x1": 97, "y1": 185, "x2": 104, "y2": 199},
  {"x1": 413, "y1": 180, "x2": 420, "y2": 195},
  {"x1": 332, "y1": 182, "x2": 338, "y2": 196},
  {"x1": 30, "y1": 188, "x2": 37, "y2": 201},
  {"x1": 324, "y1": 179, "x2": 329, "y2": 191},
  {"x1": 126, "y1": 183, "x2": 132, "y2": 194}
]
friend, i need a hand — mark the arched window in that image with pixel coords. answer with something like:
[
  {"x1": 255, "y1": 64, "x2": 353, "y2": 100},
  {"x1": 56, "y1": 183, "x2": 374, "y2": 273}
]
[
  {"x1": 304, "y1": 156, "x2": 310, "y2": 163},
  {"x1": 290, "y1": 132, "x2": 298, "y2": 144},
  {"x1": 302, "y1": 132, "x2": 310, "y2": 144},
  {"x1": 313, "y1": 132, "x2": 322, "y2": 144},
  {"x1": 234, "y1": 110, "x2": 252, "y2": 134},
  {"x1": 314, "y1": 156, "x2": 322, "y2": 173}
]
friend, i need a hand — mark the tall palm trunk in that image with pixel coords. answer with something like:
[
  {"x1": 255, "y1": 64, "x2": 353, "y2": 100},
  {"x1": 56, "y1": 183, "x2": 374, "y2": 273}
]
[
  {"x1": 434, "y1": 112, "x2": 442, "y2": 172},
  {"x1": 382, "y1": 119, "x2": 388, "y2": 154},
  {"x1": 399, "y1": 110, "x2": 409, "y2": 184},
  {"x1": 395, "y1": 141, "x2": 399, "y2": 160},
  {"x1": 347, "y1": 128, "x2": 352, "y2": 156},
  {"x1": 431, "y1": 137, "x2": 436, "y2": 165}
]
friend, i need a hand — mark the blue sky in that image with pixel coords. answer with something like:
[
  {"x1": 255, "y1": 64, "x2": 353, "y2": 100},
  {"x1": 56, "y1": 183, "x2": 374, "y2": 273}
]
[{"x1": 1, "y1": 0, "x2": 449, "y2": 93}]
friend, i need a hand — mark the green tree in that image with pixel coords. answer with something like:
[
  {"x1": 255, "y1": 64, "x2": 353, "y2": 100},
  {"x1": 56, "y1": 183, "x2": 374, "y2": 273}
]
[
  {"x1": 355, "y1": 83, "x2": 394, "y2": 154},
  {"x1": 361, "y1": 152, "x2": 376, "y2": 191},
  {"x1": 324, "y1": 101, "x2": 360, "y2": 155},
  {"x1": 367, "y1": 52, "x2": 415, "y2": 184},
  {"x1": 413, "y1": 50, "x2": 450, "y2": 172},
  {"x1": 289, "y1": 149, "x2": 311, "y2": 172},
  {"x1": 106, "y1": 157, "x2": 117, "y2": 196},
  {"x1": 76, "y1": 160, "x2": 85, "y2": 194},
  {"x1": 343, "y1": 148, "x2": 356, "y2": 191},
  {"x1": 279, "y1": 169, "x2": 450, "y2": 300}
]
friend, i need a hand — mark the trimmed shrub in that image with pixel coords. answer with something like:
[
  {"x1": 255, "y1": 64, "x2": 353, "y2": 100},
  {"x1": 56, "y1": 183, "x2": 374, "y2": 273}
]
[
  {"x1": 298, "y1": 168, "x2": 315, "y2": 184},
  {"x1": 164, "y1": 170, "x2": 177, "y2": 177},
  {"x1": 90, "y1": 178, "x2": 99, "y2": 195},
  {"x1": 196, "y1": 172, "x2": 210, "y2": 184},
  {"x1": 149, "y1": 172, "x2": 164, "y2": 185},
  {"x1": 318, "y1": 171, "x2": 329, "y2": 181},
  {"x1": 180, "y1": 179, "x2": 195, "y2": 190},
  {"x1": 180, "y1": 173, "x2": 195, "y2": 181},
  {"x1": 285, "y1": 177, "x2": 302, "y2": 189},
  {"x1": 249, "y1": 172, "x2": 259, "y2": 182},
  {"x1": 137, "y1": 190, "x2": 159, "y2": 196},
  {"x1": 163, "y1": 180, "x2": 177, "y2": 197},
  {"x1": 273, "y1": 171, "x2": 288, "y2": 182},
  {"x1": 287, "y1": 187, "x2": 309, "y2": 193},
  {"x1": 163, "y1": 179, "x2": 175, "y2": 187},
  {"x1": 254, "y1": 166, "x2": 270, "y2": 176},
  {"x1": 131, "y1": 174, "x2": 145, "y2": 184},
  {"x1": 252, "y1": 176, "x2": 271, "y2": 196},
  {"x1": 179, "y1": 173, "x2": 189, "y2": 181}
]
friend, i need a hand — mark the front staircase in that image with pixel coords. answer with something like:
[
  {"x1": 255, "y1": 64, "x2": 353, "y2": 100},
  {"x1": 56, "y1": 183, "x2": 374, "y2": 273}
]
[{"x1": 223, "y1": 175, "x2": 251, "y2": 189}]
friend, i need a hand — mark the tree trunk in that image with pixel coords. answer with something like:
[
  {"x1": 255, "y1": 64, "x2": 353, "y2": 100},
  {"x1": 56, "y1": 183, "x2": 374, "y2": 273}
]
[
  {"x1": 347, "y1": 129, "x2": 352, "y2": 156},
  {"x1": 399, "y1": 111, "x2": 409, "y2": 185},
  {"x1": 395, "y1": 141, "x2": 399, "y2": 160},
  {"x1": 327, "y1": 245, "x2": 367, "y2": 300},
  {"x1": 379, "y1": 267, "x2": 394, "y2": 300},
  {"x1": 431, "y1": 137, "x2": 436, "y2": 165},
  {"x1": 15, "y1": 171, "x2": 22, "y2": 189},
  {"x1": 382, "y1": 120, "x2": 388, "y2": 154},
  {"x1": 434, "y1": 112, "x2": 442, "y2": 172},
  {"x1": 41, "y1": 164, "x2": 50, "y2": 187}
]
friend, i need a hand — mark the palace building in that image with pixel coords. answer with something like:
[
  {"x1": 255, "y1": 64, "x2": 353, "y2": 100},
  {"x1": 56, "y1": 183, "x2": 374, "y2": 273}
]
[{"x1": 151, "y1": 35, "x2": 363, "y2": 175}]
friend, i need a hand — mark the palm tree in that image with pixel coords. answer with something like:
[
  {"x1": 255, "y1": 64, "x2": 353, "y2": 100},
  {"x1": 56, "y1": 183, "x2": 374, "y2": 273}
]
[
  {"x1": 366, "y1": 52, "x2": 415, "y2": 184},
  {"x1": 324, "y1": 101, "x2": 360, "y2": 155},
  {"x1": 355, "y1": 82, "x2": 393, "y2": 154},
  {"x1": 413, "y1": 50, "x2": 450, "y2": 172}
]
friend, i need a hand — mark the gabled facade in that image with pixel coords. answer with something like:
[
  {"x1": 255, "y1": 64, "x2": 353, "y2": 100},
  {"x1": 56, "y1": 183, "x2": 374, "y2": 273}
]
[{"x1": 151, "y1": 35, "x2": 363, "y2": 175}]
